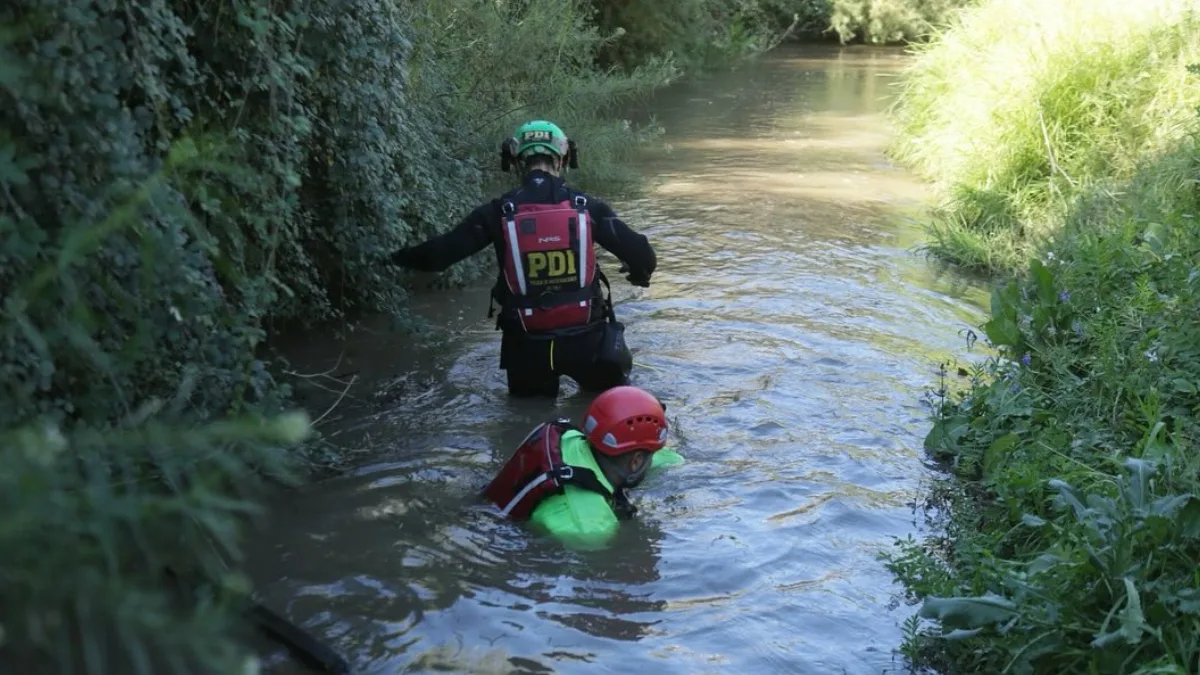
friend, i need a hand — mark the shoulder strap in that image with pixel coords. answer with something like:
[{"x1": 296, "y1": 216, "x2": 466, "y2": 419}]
[
  {"x1": 596, "y1": 268, "x2": 616, "y2": 322},
  {"x1": 550, "y1": 464, "x2": 635, "y2": 519},
  {"x1": 550, "y1": 421, "x2": 637, "y2": 520}
]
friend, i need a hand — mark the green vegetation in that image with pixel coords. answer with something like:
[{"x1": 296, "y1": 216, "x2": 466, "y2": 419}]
[
  {"x1": 589, "y1": 0, "x2": 977, "y2": 69},
  {"x1": 889, "y1": 0, "x2": 1200, "y2": 273},
  {"x1": 885, "y1": 1, "x2": 1200, "y2": 673},
  {"x1": 826, "y1": 0, "x2": 978, "y2": 44}
]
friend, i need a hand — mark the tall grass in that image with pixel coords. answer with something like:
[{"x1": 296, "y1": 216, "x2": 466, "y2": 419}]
[{"x1": 889, "y1": 0, "x2": 1200, "y2": 273}]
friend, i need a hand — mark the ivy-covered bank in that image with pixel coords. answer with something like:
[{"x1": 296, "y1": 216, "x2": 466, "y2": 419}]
[{"x1": 884, "y1": 1, "x2": 1200, "y2": 673}]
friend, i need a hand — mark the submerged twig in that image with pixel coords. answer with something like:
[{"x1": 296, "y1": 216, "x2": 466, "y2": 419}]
[{"x1": 313, "y1": 374, "x2": 358, "y2": 426}]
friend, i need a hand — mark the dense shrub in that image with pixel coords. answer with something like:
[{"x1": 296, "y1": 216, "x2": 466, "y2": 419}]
[
  {"x1": 590, "y1": 0, "x2": 794, "y2": 70},
  {"x1": 827, "y1": 0, "x2": 976, "y2": 44},
  {"x1": 587, "y1": 0, "x2": 972, "y2": 61},
  {"x1": 891, "y1": 128, "x2": 1200, "y2": 675}
]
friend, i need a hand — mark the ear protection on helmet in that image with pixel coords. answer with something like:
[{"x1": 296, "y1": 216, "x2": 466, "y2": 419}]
[
  {"x1": 567, "y1": 140, "x2": 579, "y2": 169},
  {"x1": 498, "y1": 136, "x2": 579, "y2": 172},
  {"x1": 499, "y1": 137, "x2": 519, "y2": 172}
]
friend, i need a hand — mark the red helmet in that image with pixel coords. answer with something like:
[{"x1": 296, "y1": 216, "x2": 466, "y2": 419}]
[{"x1": 581, "y1": 386, "x2": 668, "y2": 457}]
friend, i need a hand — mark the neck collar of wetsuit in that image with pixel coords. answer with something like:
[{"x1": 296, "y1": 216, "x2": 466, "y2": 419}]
[{"x1": 523, "y1": 168, "x2": 560, "y2": 186}]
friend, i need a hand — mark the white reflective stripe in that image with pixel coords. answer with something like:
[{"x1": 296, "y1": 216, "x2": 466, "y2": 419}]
[
  {"x1": 505, "y1": 217, "x2": 527, "y2": 296},
  {"x1": 576, "y1": 209, "x2": 589, "y2": 288},
  {"x1": 501, "y1": 473, "x2": 549, "y2": 516}
]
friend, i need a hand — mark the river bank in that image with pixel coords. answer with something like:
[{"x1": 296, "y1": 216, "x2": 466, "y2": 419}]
[{"x1": 882, "y1": 1, "x2": 1200, "y2": 673}]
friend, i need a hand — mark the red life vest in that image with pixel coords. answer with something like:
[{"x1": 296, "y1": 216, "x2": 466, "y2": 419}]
[
  {"x1": 482, "y1": 419, "x2": 634, "y2": 521},
  {"x1": 499, "y1": 195, "x2": 599, "y2": 334}
]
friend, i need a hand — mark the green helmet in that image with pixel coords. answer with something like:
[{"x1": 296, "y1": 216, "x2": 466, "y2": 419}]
[{"x1": 514, "y1": 120, "x2": 570, "y2": 159}]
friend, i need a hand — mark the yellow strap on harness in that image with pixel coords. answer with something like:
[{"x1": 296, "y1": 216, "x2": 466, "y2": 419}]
[{"x1": 549, "y1": 338, "x2": 556, "y2": 371}]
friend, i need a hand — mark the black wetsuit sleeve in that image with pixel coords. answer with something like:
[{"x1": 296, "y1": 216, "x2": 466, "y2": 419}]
[
  {"x1": 588, "y1": 199, "x2": 657, "y2": 280},
  {"x1": 389, "y1": 202, "x2": 495, "y2": 272}
]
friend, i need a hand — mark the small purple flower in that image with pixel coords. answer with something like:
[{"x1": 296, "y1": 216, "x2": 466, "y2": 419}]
[
  {"x1": 1010, "y1": 382, "x2": 1021, "y2": 393},
  {"x1": 1021, "y1": 353, "x2": 1032, "y2": 367},
  {"x1": 1058, "y1": 290, "x2": 1071, "y2": 302}
]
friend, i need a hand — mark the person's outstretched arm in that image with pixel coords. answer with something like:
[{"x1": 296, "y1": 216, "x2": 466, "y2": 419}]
[
  {"x1": 389, "y1": 202, "x2": 494, "y2": 272},
  {"x1": 588, "y1": 199, "x2": 657, "y2": 287}
]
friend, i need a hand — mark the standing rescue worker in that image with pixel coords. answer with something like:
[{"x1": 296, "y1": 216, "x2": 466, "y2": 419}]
[{"x1": 388, "y1": 120, "x2": 658, "y2": 398}]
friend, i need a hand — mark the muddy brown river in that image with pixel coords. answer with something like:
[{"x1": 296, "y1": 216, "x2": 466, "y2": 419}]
[{"x1": 247, "y1": 44, "x2": 991, "y2": 675}]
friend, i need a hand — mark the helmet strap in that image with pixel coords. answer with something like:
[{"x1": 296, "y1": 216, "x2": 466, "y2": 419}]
[{"x1": 595, "y1": 450, "x2": 651, "y2": 490}]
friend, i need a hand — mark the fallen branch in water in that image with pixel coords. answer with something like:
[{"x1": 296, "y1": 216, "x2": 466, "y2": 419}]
[
  {"x1": 312, "y1": 374, "x2": 358, "y2": 426},
  {"x1": 163, "y1": 566, "x2": 352, "y2": 674}
]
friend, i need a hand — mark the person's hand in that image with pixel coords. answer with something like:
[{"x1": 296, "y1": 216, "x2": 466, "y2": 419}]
[
  {"x1": 619, "y1": 263, "x2": 650, "y2": 287},
  {"x1": 626, "y1": 272, "x2": 650, "y2": 287}
]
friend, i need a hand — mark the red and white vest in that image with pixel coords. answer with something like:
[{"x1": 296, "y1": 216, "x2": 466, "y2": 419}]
[
  {"x1": 499, "y1": 195, "x2": 598, "y2": 334},
  {"x1": 482, "y1": 419, "x2": 632, "y2": 521}
]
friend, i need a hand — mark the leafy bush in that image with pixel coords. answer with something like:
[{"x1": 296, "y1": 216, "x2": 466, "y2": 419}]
[
  {"x1": 888, "y1": 0, "x2": 1200, "y2": 272},
  {"x1": 827, "y1": 0, "x2": 976, "y2": 44},
  {"x1": 0, "y1": 413, "x2": 311, "y2": 674},
  {"x1": 590, "y1": 0, "x2": 817, "y2": 72}
]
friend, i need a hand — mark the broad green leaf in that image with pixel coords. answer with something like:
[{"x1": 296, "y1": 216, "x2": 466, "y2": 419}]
[
  {"x1": 1030, "y1": 258, "x2": 1056, "y2": 306},
  {"x1": 984, "y1": 432, "x2": 1019, "y2": 477},
  {"x1": 1147, "y1": 493, "x2": 1192, "y2": 519},
  {"x1": 924, "y1": 415, "x2": 970, "y2": 455},
  {"x1": 1020, "y1": 513, "x2": 1047, "y2": 528},
  {"x1": 918, "y1": 593, "x2": 1018, "y2": 630},
  {"x1": 983, "y1": 316, "x2": 1021, "y2": 348},
  {"x1": 1118, "y1": 578, "x2": 1151, "y2": 644},
  {"x1": 1142, "y1": 222, "x2": 1169, "y2": 254},
  {"x1": 1122, "y1": 457, "x2": 1156, "y2": 510},
  {"x1": 1028, "y1": 553, "x2": 1065, "y2": 575},
  {"x1": 1177, "y1": 498, "x2": 1200, "y2": 539},
  {"x1": 1167, "y1": 588, "x2": 1200, "y2": 615},
  {"x1": 1048, "y1": 478, "x2": 1088, "y2": 520}
]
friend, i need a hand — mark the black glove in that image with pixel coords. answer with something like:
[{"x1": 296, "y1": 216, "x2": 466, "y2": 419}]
[{"x1": 619, "y1": 263, "x2": 650, "y2": 287}]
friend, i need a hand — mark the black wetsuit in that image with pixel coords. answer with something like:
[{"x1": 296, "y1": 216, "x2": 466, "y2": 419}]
[{"x1": 389, "y1": 170, "x2": 657, "y2": 397}]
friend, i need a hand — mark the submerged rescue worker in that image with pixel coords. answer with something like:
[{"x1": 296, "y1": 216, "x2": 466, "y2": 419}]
[
  {"x1": 482, "y1": 385, "x2": 684, "y2": 550},
  {"x1": 388, "y1": 120, "x2": 658, "y2": 398}
]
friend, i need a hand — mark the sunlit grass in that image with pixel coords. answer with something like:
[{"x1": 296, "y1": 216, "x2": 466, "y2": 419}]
[{"x1": 889, "y1": 0, "x2": 1200, "y2": 272}]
